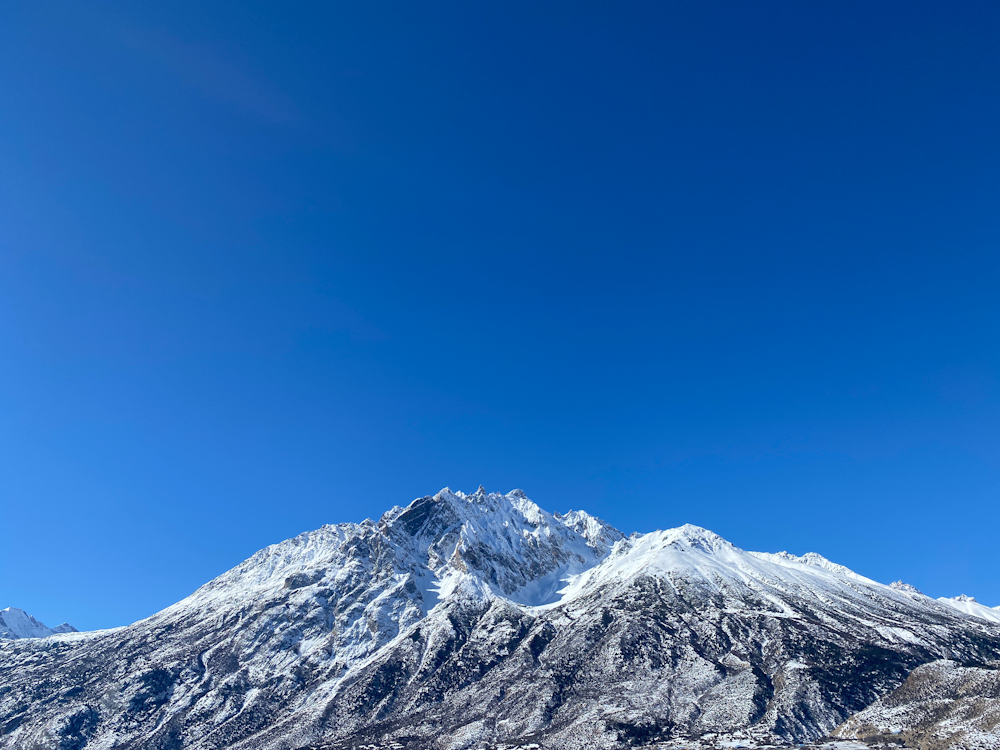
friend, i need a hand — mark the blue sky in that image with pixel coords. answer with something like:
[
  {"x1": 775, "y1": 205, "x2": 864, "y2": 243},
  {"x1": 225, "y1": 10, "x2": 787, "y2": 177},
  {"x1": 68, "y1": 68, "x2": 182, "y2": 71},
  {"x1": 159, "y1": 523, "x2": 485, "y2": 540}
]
[{"x1": 2, "y1": 2, "x2": 998, "y2": 631}]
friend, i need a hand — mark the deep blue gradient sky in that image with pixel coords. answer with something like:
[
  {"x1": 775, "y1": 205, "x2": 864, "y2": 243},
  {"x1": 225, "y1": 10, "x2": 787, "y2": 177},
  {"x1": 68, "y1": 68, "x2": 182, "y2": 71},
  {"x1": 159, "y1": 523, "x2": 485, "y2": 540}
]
[{"x1": 2, "y1": 2, "x2": 998, "y2": 631}]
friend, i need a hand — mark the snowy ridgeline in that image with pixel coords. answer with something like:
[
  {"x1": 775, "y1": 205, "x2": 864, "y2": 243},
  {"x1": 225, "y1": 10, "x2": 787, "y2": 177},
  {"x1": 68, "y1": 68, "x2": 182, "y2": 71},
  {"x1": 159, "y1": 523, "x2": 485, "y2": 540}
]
[
  {"x1": 935, "y1": 593, "x2": 1000, "y2": 624},
  {"x1": 172, "y1": 485, "x2": 1000, "y2": 623},
  {"x1": 1, "y1": 486, "x2": 999, "y2": 750},
  {"x1": 0, "y1": 606, "x2": 76, "y2": 639},
  {"x1": 5, "y1": 486, "x2": 997, "y2": 640}
]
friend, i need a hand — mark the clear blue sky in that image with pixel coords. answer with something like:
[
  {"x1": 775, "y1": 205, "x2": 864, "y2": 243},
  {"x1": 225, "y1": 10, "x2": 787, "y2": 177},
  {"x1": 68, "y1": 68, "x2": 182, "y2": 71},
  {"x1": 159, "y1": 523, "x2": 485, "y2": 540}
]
[{"x1": 2, "y1": 2, "x2": 997, "y2": 631}]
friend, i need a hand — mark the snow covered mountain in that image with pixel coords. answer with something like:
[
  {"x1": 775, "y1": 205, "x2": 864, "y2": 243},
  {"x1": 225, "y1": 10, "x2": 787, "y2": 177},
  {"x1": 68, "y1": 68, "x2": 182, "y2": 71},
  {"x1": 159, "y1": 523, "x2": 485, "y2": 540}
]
[
  {"x1": 938, "y1": 594, "x2": 1000, "y2": 624},
  {"x1": 0, "y1": 606, "x2": 76, "y2": 639},
  {"x1": 0, "y1": 487, "x2": 997, "y2": 750}
]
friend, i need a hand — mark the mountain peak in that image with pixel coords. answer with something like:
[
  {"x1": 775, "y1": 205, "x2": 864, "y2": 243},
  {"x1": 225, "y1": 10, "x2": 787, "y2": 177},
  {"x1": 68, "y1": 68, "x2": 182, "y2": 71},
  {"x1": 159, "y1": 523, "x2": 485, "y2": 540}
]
[
  {"x1": 0, "y1": 607, "x2": 77, "y2": 640},
  {"x1": 664, "y1": 523, "x2": 733, "y2": 553},
  {"x1": 551, "y1": 509, "x2": 625, "y2": 559},
  {"x1": 937, "y1": 594, "x2": 1000, "y2": 624},
  {"x1": 371, "y1": 486, "x2": 627, "y2": 608},
  {"x1": 6, "y1": 487, "x2": 1000, "y2": 750}
]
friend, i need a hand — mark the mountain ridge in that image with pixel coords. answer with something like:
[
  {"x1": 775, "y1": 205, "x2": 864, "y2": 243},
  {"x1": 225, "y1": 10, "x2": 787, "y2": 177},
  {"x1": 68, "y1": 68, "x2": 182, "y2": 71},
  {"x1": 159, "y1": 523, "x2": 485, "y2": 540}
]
[
  {"x1": 1, "y1": 486, "x2": 998, "y2": 750},
  {"x1": 0, "y1": 606, "x2": 77, "y2": 640}
]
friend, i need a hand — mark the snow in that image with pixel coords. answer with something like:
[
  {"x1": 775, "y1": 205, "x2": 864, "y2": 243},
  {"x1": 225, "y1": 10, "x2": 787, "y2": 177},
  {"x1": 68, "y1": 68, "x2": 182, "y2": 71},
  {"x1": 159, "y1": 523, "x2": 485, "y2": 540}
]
[
  {"x1": 0, "y1": 607, "x2": 77, "y2": 639},
  {"x1": 542, "y1": 523, "x2": 907, "y2": 622},
  {"x1": 937, "y1": 594, "x2": 1000, "y2": 624},
  {"x1": 835, "y1": 659, "x2": 1000, "y2": 748},
  {"x1": 750, "y1": 550, "x2": 871, "y2": 582},
  {"x1": 8, "y1": 485, "x2": 999, "y2": 655},
  {"x1": 5, "y1": 485, "x2": 1000, "y2": 750}
]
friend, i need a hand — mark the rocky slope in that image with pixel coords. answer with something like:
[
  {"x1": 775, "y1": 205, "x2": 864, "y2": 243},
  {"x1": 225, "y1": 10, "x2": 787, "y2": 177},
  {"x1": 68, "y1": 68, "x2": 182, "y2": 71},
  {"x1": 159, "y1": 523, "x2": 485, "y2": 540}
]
[
  {"x1": 834, "y1": 659, "x2": 1000, "y2": 749},
  {"x1": 0, "y1": 487, "x2": 998, "y2": 750}
]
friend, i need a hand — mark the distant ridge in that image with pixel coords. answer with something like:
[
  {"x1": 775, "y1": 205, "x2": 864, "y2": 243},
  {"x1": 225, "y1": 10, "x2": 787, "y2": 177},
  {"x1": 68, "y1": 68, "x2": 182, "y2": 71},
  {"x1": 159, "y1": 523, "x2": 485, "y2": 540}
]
[{"x1": 0, "y1": 606, "x2": 77, "y2": 639}]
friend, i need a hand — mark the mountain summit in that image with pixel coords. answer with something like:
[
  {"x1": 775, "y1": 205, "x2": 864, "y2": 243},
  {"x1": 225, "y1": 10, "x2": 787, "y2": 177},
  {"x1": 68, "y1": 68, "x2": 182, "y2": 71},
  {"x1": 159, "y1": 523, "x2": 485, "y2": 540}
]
[
  {"x1": 1, "y1": 487, "x2": 998, "y2": 750},
  {"x1": 0, "y1": 607, "x2": 76, "y2": 639}
]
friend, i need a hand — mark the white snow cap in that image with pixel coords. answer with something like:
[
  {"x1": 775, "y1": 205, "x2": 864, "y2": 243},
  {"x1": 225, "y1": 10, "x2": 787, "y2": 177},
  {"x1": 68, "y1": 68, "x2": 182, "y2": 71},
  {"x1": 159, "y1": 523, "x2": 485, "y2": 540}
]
[
  {"x1": 937, "y1": 595, "x2": 1000, "y2": 624},
  {"x1": 10, "y1": 486, "x2": 999, "y2": 644},
  {"x1": 0, "y1": 607, "x2": 78, "y2": 640}
]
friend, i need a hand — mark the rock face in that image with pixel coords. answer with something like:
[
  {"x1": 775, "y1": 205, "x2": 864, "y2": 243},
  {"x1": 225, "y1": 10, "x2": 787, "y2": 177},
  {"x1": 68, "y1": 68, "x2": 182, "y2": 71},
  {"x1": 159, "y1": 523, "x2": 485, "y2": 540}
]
[
  {"x1": 834, "y1": 660, "x2": 1000, "y2": 749},
  {"x1": 0, "y1": 607, "x2": 77, "y2": 639},
  {"x1": 0, "y1": 487, "x2": 998, "y2": 750}
]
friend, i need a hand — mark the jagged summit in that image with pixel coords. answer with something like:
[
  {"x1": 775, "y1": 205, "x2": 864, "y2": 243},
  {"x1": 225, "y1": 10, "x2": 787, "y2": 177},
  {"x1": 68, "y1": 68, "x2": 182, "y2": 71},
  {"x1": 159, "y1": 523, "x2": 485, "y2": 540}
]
[
  {"x1": 3, "y1": 486, "x2": 1000, "y2": 750},
  {"x1": 0, "y1": 607, "x2": 77, "y2": 640},
  {"x1": 890, "y1": 580, "x2": 924, "y2": 595},
  {"x1": 555, "y1": 508, "x2": 625, "y2": 552},
  {"x1": 379, "y1": 486, "x2": 623, "y2": 608},
  {"x1": 663, "y1": 522, "x2": 733, "y2": 552}
]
